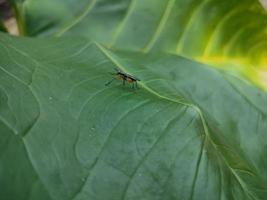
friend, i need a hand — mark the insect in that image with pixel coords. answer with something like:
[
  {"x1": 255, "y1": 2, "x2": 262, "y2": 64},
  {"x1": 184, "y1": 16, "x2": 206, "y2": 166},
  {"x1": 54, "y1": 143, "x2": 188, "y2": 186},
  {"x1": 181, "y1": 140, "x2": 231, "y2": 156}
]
[{"x1": 105, "y1": 68, "x2": 140, "y2": 89}]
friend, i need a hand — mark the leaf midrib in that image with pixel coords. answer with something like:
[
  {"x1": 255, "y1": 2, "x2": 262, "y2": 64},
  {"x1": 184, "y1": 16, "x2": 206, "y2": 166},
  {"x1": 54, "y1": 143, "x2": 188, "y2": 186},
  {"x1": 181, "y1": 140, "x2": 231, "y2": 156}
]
[
  {"x1": 95, "y1": 42, "x2": 259, "y2": 200},
  {"x1": 55, "y1": 0, "x2": 98, "y2": 36},
  {"x1": 0, "y1": 36, "x2": 260, "y2": 199}
]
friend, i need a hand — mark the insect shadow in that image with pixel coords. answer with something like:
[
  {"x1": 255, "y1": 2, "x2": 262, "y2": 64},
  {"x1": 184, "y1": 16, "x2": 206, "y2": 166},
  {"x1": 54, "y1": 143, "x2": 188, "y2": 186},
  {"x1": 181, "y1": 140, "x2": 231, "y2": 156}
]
[{"x1": 105, "y1": 68, "x2": 140, "y2": 89}]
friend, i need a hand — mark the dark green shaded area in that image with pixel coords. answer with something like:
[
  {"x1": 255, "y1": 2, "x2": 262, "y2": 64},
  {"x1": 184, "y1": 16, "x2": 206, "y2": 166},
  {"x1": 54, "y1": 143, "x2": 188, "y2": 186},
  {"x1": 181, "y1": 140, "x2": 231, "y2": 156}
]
[{"x1": 0, "y1": 20, "x2": 6, "y2": 32}]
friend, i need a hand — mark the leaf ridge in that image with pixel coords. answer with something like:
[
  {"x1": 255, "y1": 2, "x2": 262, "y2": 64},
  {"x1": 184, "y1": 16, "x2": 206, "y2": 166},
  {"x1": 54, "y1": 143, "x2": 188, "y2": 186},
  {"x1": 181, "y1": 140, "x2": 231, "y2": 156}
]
[
  {"x1": 72, "y1": 91, "x2": 134, "y2": 194},
  {"x1": 203, "y1": 7, "x2": 242, "y2": 56},
  {"x1": 142, "y1": 0, "x2": 176, "y2": 52},
  {"x1": 121, "y1": 106, "x2": 188, "y2": 200},
  {"x1": 223, "y1": 25, "x2": 250, "y2": 54},
  {"x1": 94, "y1": 42, "x2": 262, "y2": 200},
  {"x1": 73, "y1": 100, "x2": 151, "y2": 199},
  {"x1": 160, "y1": 133, "x2": 198, "y2": 198},
  {"x1": 134, "y1": 102, "x2": 174, "y2": 157},
  {"x1": 0, "y1": 64, "x2": 28, "y2": 86},
  {"x1": 0, "y1": 115, "x2": 17, "y2": 135},
  {"x1": 67, "y1": 75, "x2": 106, "y2": 101},
  {"x1": 75, "y1": 85, "x2": 123, "y2": 119},
  {"x1": 189, "y1": 135, "x2": 206, "y2": 200},
  {"x1": 56, "y1": 0, "x2": 98, "y2": 36},
  {"x1": 0, "y1": 43, "x2": 32, "y2": 73},
  {"x1": 22, "y1": 138, "x2": 54, "y2": 200},
  {"x1": 175, "y1": 0, "x2": 209, "y2": 53},
  {"x1": 221, "y1": 73, "x2": 267, "y2": 116},
  {"x1": 108, "y1": 0, "x2": 137, "y2": 47},
  {"x1": 95, "y1": 42, "x2": 190, "y2": 107}
]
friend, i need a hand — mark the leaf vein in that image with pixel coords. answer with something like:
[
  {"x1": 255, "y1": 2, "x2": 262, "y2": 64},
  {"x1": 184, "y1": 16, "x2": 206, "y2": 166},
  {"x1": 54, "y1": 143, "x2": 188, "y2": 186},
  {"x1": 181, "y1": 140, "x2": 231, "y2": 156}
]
[
  {"x1": 56, "y1": 0, "x2": 98, "y2": 36},
  {"x1": 121, "y1": 106, "x2": 188, "y2": 200},
  {"x1": 143, "y1": 0, "x2": 176, "y2": 52},
  {"x1": 109, "y1": 0, "x2": 137, "y2": 47}
]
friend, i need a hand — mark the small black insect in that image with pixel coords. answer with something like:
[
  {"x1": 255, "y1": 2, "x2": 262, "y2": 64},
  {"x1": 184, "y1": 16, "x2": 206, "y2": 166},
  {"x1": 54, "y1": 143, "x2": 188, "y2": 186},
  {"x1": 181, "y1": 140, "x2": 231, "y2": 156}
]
[{"x1": 105, "y1": 68, "x2": 140, "y2": 89}]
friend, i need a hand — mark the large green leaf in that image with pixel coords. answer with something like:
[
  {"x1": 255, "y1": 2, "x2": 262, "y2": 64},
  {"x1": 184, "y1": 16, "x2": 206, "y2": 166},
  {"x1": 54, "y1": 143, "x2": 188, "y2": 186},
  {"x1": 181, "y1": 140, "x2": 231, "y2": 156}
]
[
  {"x1": 1, "y1": 33, "x2": 267, "y2": 200},
  {"x1": 12, "y1": 0, "x2": 267, "y2": 67}
]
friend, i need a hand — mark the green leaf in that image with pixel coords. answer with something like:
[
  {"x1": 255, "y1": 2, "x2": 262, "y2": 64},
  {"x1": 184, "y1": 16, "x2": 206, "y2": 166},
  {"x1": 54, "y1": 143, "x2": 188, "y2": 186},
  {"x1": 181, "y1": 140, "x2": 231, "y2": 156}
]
[
  {"x1": 12, "y1": 0, "x2": 267, "y2": 63},
  {"x1": 1, "y1": 33, "x2": 267, "y2": 200}
]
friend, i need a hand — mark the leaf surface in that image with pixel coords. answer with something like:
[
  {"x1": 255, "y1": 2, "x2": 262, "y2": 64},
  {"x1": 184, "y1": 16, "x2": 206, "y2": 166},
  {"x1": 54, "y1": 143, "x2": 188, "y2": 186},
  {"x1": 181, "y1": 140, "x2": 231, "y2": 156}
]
[{"x1": 1, "y1": 33, "x2": 267, "y2": 200}]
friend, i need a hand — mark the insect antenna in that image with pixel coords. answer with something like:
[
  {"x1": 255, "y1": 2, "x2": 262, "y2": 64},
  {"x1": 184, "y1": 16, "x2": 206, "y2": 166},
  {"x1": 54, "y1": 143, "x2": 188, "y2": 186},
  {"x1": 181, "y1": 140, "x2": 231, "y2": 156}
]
[
  {"x1": 114, "y1": 68, "x2": 120, "y2": 72},
  {"x1": 105, "y1": 78, "x2": 116, "y2": 86}
]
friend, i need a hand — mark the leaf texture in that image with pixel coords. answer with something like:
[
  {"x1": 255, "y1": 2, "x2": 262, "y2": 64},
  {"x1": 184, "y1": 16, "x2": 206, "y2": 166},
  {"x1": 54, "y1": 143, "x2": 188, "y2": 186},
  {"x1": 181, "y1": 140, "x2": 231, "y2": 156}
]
[{"x1": 1, "y1": 33, "x2": 267, "y2": 199}]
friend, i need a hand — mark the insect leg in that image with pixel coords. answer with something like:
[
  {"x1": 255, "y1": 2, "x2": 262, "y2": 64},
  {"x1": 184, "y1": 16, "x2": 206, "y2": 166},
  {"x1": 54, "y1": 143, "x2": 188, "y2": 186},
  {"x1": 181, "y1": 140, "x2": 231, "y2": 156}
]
[
  {"x1": 135, "y1": 82, "x2": 138, "y2": 89},
  {"x1": 105, "y1": 78, "x2": 115, "y2": 86}
]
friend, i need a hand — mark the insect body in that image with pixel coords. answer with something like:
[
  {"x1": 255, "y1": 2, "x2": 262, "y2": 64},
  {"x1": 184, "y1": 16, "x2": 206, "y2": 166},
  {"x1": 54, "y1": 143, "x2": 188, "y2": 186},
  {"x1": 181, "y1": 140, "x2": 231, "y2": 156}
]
[{"x1": 105, "y1": 68, "x2": 140, "y2": 89}]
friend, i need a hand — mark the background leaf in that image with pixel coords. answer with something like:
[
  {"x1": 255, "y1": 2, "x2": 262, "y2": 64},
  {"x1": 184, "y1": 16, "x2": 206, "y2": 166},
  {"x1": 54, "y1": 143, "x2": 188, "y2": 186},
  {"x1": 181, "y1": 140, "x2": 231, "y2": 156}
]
[
  {"x1": 1, "y1": 33, "x2": 267, "y2": 200},
  {"x1": 10, "y1": 0, "x2": 267, "y2": 63},
  {"x1": 11, "y1": 0, "x2": 267, "y2": 88}
]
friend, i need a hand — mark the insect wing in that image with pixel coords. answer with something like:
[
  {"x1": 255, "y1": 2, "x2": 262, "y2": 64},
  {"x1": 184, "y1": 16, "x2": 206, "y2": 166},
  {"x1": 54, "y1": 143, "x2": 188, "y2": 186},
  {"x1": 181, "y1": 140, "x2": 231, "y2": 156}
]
[{"x1": 126, "y1": 73, "x2": 140, "y2": 81}]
